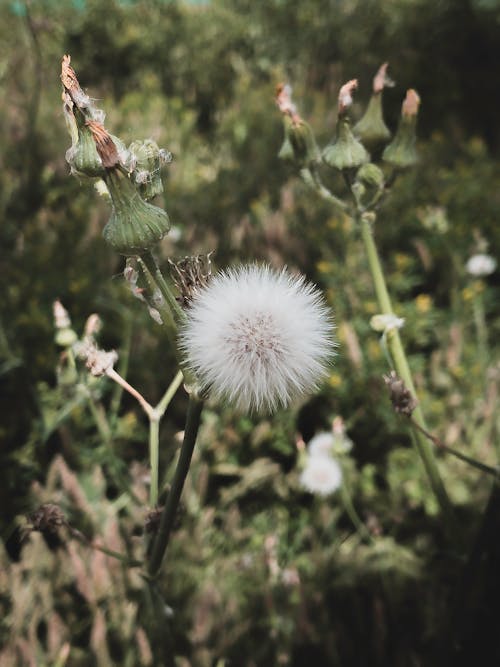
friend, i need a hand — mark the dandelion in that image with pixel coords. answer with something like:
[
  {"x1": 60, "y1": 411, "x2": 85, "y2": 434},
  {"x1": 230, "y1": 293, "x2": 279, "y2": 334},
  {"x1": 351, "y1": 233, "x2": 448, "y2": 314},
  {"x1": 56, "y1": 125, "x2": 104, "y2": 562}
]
[
  {"x1": 180, "y1": 264, "x2": 335, "y2": 413},
  {"x1": 300, "y1": 456, "x2": 342, "y2": 497},
  {"x1": 466, "y1": 254, "x2": 497, "y2": 277}
]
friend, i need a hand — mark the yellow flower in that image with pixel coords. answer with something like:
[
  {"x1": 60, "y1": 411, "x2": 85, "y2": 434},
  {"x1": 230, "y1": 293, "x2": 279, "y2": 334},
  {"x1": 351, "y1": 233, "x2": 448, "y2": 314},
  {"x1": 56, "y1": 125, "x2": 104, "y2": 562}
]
[
  {"x1": 328, "y1": 373, "x2": 342, "y2": 388},
  {"x1": 415, "y1": 294, "x2": 432, "y2": 313}
]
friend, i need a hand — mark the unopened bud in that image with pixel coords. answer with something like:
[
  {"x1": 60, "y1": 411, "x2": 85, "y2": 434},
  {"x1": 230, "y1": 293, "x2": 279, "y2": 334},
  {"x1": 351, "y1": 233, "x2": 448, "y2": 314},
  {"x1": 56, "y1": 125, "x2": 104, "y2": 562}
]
[
  {"x1": 323, "y1": 115, "x2": 370, "y2": 171},
  {"x1": 353, "y1": 64, "x2": 392, "y2": 147},
  {"x1": 279, "y1": 115, "x2": 320, "y2": 167},
  {"x1": 382, "y1": 89, "x2": 420, "y2": 169}
]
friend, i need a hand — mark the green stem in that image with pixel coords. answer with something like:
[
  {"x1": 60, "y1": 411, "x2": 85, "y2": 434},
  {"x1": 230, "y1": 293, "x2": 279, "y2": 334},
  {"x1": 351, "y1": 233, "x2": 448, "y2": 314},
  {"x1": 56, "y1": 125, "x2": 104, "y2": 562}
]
[
  {"x1": 339, "y1": 482, "x2": 372, "y2": 543},
  {"x1": 472, "y1": 289, "x2": 488, "y2": 376},
  {"x1": 409, "y1": 417, "x2": 500, "y2": 479},
  {"x1": 359, "y1": 214, "x2": 457, "y2": 532},
  {"x1": 147, "y1": 396, "x2": 204, "y2": 578},
  {"x1": 156, "y1": 369, "x2": 184, "y2": 417},
  {"x1": 149, "y1": 371, "x2": 184, "y2": 507},
  {"x1": 149, "y1": 417, "x2": 160, "y2": 507},
  {"x1": 140, "y1": 250, "x2": 186, "y2": 328},
  {"x1": 300, "y1": 166, "x2": 349, "y2": 213}
]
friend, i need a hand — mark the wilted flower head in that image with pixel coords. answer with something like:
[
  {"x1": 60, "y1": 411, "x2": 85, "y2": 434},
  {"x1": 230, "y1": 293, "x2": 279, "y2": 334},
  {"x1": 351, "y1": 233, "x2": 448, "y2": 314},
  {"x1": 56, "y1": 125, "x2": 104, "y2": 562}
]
[
  {"x1": 466, "y1": 254, "x2": 497, "y2": 277},
  {"x1": 300, "y1": 456, "x2": 342, "y2": 497},
  {"x1": 180, "y1": 264, "x2": 335, "y2": 413}
]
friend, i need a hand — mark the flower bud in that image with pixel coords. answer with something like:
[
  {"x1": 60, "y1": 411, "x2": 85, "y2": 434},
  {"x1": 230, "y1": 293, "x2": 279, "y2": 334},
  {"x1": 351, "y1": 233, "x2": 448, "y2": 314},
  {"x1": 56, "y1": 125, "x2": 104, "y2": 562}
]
[
  {"x1": 87, "y1": 121, "x2": 171, "y2": 255},
  {"x1": 128, "y1": 139, "x2": 168, "y2": 200},
  {"x1": 353, "y1": 63, "x2": 392, "y2": 147},
  {"x1": 322, "y1": 115, "x2": 370, "y2": 171},
  {"x1": 356, "y1": 162, "x2": 385, "y2": 189},
  {"x1": 383, "y1": 89, "x2": 420, "y2": 169},
  {"x1": 279, "y1": 115, "x2": 320, "y2": 167}
]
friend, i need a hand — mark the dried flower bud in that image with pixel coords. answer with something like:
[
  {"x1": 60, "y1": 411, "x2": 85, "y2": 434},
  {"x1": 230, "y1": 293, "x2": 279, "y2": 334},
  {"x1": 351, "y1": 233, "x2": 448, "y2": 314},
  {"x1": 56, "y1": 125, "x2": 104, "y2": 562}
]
[
  {"x1": 338, "y1": 79, "x2": 358, "y2": 114},
  {"x1": 383, "y1": 371, "x2": 418, "y2": 416},
  {"x1": 128, "y1": 139, "x2": 169, "y2": 200},
  {"x1": 28, "y1": 503, "x2": 67, "y2": 535},
  {"x1": 169, "y1": 253, "x2": 213, "y2": 307}
]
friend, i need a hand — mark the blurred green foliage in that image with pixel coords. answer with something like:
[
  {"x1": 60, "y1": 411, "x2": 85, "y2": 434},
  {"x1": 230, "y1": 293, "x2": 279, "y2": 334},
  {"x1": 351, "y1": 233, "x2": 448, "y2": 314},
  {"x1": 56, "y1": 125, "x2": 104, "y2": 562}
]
[{"x1": 1, "y1": 0, "x2": 500, "y2": 664}]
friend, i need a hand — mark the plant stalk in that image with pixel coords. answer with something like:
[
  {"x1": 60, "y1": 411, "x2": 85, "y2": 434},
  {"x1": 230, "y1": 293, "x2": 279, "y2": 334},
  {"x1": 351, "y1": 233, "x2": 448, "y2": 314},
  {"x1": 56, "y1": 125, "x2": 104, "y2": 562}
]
[
  {"x1": 147, "y1": 396, "x2": 204, "y2": 577},
  {"x1": 359, "y1": 214, "x2": 457, "y2": 532}
]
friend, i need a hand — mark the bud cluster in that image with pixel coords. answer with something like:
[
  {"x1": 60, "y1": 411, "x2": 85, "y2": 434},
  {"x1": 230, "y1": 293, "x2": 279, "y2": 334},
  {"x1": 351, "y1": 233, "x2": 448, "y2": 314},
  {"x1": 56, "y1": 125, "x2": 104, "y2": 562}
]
[
  {"x1": 276, "y1": 63, "x2": 421, "y2": 213},
  {"x1": 61, "y1": 55, "x2": 172, "y2": 256}
]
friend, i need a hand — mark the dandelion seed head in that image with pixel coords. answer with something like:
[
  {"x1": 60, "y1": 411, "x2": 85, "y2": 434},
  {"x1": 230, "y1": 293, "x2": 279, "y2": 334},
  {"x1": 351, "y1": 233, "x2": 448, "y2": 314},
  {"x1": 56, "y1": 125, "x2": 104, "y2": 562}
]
[
  {"x1": 300, "y1": 456, "x2": 342, "y2": 497},
  {"x1": 180, "y1": 264, "x2": 335, "y2": 413}
]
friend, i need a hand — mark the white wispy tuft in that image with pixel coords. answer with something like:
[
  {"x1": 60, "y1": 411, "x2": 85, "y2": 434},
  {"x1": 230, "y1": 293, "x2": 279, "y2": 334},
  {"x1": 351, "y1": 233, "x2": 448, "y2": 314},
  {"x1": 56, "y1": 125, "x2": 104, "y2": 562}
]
[
  {"x1": 300, "y1": 456, "x2": 342, "y2": 497},
  {"x1": 465, "y1": 253, "x2": 497, "y2": 277},
  {"x1": 179, "y1": 264, "x2": 335, "y2": 413}
]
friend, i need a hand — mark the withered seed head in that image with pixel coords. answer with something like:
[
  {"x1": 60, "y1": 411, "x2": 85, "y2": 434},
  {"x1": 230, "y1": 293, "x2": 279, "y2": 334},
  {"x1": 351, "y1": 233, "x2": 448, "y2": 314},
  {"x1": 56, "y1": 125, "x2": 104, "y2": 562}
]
[
  {"x1": 169, "y1": 252, "x2": 214, "y2": 307},
  {"x1": 383, "y1": 371, "x2": 418, "y2": 416},
  {"x1": 28, "y1": 503, "x2": 67, "y2": 535}
]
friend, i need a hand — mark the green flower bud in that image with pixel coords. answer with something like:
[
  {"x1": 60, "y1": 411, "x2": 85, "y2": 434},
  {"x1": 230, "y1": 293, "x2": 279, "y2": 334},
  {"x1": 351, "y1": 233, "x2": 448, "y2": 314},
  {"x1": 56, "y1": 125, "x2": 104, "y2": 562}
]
[
  {"x1": 322, "y1": 116, "x2": 370, "y2": 171},
  {"x1": 55, "y1": 328, "x2": 78, "y2": 347},
  {"x1": 383, "y1": 89, "x2": 420, "y2": 169},
  {"x1": 356, "y1": 163, "x2": 385, "y2": 189},
  {"x1": 102, "y1": 168, "x2": 171, "y2": 256},
  {"x1": 279, "y1": 115, "x2": 320, "y2": 167},
  {"x1": 353, "y1": 94, "x2": 391, "y2": 147},
  {"x1": 66, "y1": 108, "x2": 105, "y2": 178},
  {"x1": 128, "y1": 139, "x2": 170, "y2": 200}
]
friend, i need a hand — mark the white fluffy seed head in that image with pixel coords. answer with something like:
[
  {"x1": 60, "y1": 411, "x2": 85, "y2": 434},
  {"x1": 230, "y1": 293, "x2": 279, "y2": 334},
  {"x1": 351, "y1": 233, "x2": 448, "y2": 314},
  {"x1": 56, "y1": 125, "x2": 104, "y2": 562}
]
[
  {"x1": 300, "y1": 456, "x2": 343, "y2": 497},
  {"x1": 179, "y1": 264, "x2": 335, "y2": 413}
]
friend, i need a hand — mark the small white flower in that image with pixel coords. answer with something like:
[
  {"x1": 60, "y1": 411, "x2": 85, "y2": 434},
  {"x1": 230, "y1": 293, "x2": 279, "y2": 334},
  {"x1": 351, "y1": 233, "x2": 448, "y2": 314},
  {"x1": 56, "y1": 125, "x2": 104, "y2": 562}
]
[
  {"x1": 466, "y1": 254, "x2": 497, "y2": 277},
  {"x1": 300, "y1": 456, "x2": 342, "y2": 497},
  {"x1": 308, "y1": 432, "x2": 335, "y2": 458},
  {"x1": 370, "y1": 313, "x2": 405, "y2": 333},
  {"x1": 180, "y1": 264, "x2": 335, "y2": 413}
]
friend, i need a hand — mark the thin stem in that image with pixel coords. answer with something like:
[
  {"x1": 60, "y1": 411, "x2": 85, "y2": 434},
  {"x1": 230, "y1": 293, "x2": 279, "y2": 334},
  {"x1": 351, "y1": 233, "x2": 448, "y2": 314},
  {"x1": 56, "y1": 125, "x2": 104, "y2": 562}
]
[
  {"x1": 339, "y1": 482, "x2": 372, "y2": 543},
  {"x1": 147, "y1": 396, "x2": 204, "y2": 578},
  {"x1": 140, "y1": 250, "x2": 186, "y2": 328},
  {"x1": 106, "y1": 367, "x2": 154, "y2": 418},
  {"x1": 409, "y1": 417, "x2": 500, "y2": 478},
  {"x1": 149, "y1": 417, "x2": 160, "y2": 507},
  {"x1": 149, "y1": 372, "x2": 184, "y2": 508},
  {"x1": 156, "y1": 369, "x2": 184, "y2": 418},
  {"x1": 300, "y1": 166, "x2": 350, "y2": 213},
  {"x1": 359, "y1": 214, "x2": 458, "y2": 533}
]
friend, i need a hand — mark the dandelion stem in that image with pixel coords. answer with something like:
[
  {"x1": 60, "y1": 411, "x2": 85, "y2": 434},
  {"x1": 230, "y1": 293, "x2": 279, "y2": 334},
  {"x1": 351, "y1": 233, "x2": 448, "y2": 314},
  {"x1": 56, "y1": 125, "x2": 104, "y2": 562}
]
[
  {"x1": 147, "y1": 395, "x2": 204, "y2": 577},
  {"x1": 359, "y1": 213, "x2": 458, "y2": 534},
  {"x1": 339, "y1": 482, "x2": 372, "y2": 542}
]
